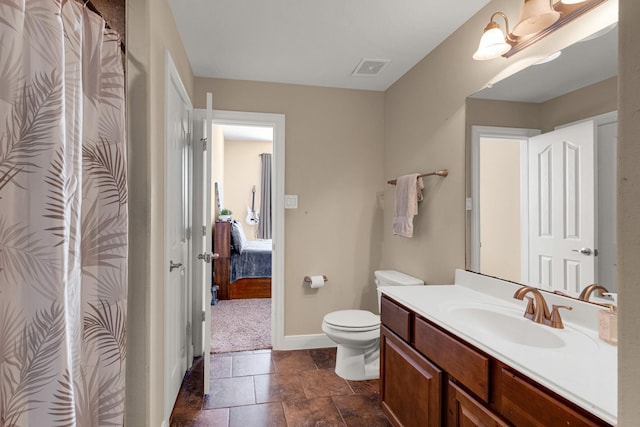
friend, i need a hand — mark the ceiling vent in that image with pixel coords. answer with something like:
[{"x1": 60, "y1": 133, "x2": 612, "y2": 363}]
[{"x1": 352, "y1": 58, "x2": 390, "y2": 77}]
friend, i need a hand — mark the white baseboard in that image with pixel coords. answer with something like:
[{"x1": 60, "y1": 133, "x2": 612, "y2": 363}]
[{"x1": 275, "y1": 333, "x2": 336, "y2": 351}]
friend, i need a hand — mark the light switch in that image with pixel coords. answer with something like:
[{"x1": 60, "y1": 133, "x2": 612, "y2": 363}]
[{"x1": 284, "y1": 195, "x2": 298, "y2": 209}]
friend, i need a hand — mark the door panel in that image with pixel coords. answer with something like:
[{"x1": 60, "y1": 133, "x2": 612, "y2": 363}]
[
  {"x1": 192, "y1": 94, "x2": 213, "y2": 394},
  {"x1": 165, "y1": 55, "x2": 191, "y2": 422},
  {"x1": 528, "y1": 121, "x2": 595, "y2": 295}
]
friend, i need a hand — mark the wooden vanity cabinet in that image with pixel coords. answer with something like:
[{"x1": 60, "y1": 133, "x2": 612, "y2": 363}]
[{"x1": 379, "y1": 295, "x2": 611, "y2": 427}]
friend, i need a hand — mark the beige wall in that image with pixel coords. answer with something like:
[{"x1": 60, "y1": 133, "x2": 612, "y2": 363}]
[
  {"x1": 224, "y1": 139, "x2": 273, "y2": 239},
  {"x1": 194, "y1": 78, "x2": 385, "y2": 335},
  {"x1": 211, "y1": 125, "x2": 225, "y2": 223},
  {"x1": 479, "y1": 138, "x2": 521, "y2": 282},
  {"x1": 126, "y1": 0, "x2": 193, "y2": 425},
  {"x1": 618, "y1": 0, "x2": 640, "y2": 422},
  {"x1": 540, "y1": 76, "x2": 617, "y2": 131}
]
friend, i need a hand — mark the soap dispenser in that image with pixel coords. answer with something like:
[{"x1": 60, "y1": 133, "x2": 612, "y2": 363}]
[{"x1": 598, "y1": 293, "x2": 618, "y2": 345}]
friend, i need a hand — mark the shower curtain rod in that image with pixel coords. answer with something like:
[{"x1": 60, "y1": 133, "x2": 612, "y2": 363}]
[{"x1": 83, "y1": 0, "x2": 126, "y2": 52}]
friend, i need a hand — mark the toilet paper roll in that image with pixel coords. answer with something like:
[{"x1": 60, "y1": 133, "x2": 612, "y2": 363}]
[{"x1": 309, "y1": 275, "x2": 325, "y2": 289}]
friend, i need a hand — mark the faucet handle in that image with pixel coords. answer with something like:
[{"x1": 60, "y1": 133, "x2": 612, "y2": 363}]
[
  {"x1": 549, "y1": 305, "x2": 573, "y2": 329},
  {"x1": 523, "y1": 296, "x2": 535, "y2": 320}
]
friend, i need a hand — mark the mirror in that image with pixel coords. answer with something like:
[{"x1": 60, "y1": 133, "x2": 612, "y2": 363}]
[{"x1": 466, "y1": 23, "x2": 618, "y2": 298}]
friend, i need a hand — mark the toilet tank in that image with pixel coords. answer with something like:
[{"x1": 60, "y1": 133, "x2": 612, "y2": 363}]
[
  {"x1": 374, "y1": 270, "x2": 424, "y2": 313},
  {"x1": 375, "y1": 270, "x2": 424, "y2": 287}
]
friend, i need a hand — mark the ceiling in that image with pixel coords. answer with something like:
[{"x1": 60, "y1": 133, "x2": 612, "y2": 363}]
[{"x1": 167, "y1": 0, "x2": 492, "y2": 91}]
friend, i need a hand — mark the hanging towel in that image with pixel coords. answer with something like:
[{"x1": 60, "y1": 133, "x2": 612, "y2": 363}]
[{"x1": 393, "y1": 173, "x2": 424, "y2": 238}]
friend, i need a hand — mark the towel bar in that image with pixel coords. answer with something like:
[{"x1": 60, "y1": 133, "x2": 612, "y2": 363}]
[{"x1": 387, "y1": 169, "x2": 448, "y2": 185}]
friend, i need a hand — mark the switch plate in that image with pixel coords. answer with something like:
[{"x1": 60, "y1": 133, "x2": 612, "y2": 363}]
[{"x1": 284, "y1": 195, "x2": 298, "y2": 209}]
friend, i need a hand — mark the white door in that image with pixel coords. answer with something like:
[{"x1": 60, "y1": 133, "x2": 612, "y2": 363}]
[
  {"x1": 164, "y1": 53, "x2": 192, "y2": 422},
  {"x1": 528, "y1": 121, "x2": 595, "y2": 295},
  {"x1": 193, "y1": 94, "x2": 213, "y2": 393}
]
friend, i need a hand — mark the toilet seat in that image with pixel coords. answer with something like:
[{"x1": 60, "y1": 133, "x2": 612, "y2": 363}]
[{"x1": 323, "y1": 310, "x2": 380, "y2": 332}]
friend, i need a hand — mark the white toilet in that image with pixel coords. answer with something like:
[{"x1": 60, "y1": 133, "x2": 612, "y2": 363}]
[{"x1": 322, "y1": 270, "x2": 424, "y2": 381}]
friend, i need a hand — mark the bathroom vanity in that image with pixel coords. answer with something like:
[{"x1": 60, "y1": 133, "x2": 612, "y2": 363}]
[{"x1": 379, "y1": 270, "x2": 616, "y2": 427}]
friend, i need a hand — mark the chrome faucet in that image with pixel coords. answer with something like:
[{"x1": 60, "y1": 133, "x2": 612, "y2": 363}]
[
  {"x1": 513, "y1": 287, "x2": 572, "y2": 329},
  {"x1": 578, "y1": 284, "x2": 609, "y2": 302}
]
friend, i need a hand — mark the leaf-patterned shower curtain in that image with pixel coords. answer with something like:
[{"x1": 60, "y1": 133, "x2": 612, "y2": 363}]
[{"x1": 0, "y1": 1, "x2": 127, "y2": 426}]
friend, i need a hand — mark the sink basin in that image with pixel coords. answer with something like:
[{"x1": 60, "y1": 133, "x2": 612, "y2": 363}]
[{"x1": 447, "y1": 305, "x2": 566, "y2": 348}]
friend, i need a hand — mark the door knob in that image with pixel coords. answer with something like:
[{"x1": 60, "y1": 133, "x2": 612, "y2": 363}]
[
  {"x1": 197, "y1": 253, "x2": 210, "y2": 263},
  {"x1": 169, "y1": 260, "x2": 183, "y2": 272},
  {"x1": 197, "y1": 252, "x2": 219, "y2": 263},
  {"x1": 571, "y1": 248, "x2": 592, "y2": 256}
]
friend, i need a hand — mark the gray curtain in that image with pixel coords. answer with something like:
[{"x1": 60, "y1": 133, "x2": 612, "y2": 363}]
[{"x1": 257, "y1": 153, "x2": 272, "y2": 239}]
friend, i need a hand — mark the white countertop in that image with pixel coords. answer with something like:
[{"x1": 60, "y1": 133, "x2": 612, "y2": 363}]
[{"x1": 380, "y1": 270, "x2": 617, "y2": 425}]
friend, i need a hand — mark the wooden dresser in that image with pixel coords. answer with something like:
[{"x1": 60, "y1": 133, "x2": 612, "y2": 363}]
[{"x1": 213, "y1": 221, "x2": 231, "y2": 300}]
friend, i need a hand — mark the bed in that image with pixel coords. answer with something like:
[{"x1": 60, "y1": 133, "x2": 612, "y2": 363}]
[
  {"x1": 229, "y1": 238, "x2": 272, "y2": 299},
  {"x1": 213, "y1": 220, "x2": 271, "y2": 300}
]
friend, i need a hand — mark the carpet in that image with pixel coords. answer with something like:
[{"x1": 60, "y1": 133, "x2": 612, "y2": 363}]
[{"x1": 210, "y1": 298, "x2": 272, "y2": 354}]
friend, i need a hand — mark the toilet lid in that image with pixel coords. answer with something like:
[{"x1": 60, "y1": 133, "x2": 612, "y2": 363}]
[{"x1": 324, "y1": 310, "x2": 380, "y2": 330}]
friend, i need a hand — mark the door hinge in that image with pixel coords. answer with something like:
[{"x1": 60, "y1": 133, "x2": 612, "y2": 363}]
[
  {"x1": 200, "y1": 137, "x2": 207, "y2": 151},
  {"x1": 201, "y1": 310, "x2": 206, "y2": 322},
  {"x1": 185, "y1": 227, "x2": 191, "y2": 240},
  {"x1": 186, "y1": 321, "x2": 192, "y2": 337},
  {"x1": 202, "y1": 225, "x2": 206, "y2": 236},
  {"x1": 186, "y1": 132, "x2": 192, "y2": 145}
]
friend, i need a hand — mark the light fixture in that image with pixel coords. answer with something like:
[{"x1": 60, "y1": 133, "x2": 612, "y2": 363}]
[
  {"x1": 473, "y1": 12, "x2": 512, "y2": 61},
  {"x1": 472, "y1": 0, "x2": 607, "y2": 61},
  {"x1": 512, "y1": 0, "x2": 560, "y2": 37}
]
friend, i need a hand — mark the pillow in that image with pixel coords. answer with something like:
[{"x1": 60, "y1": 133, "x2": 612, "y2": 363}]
[{"x1": 230, "y1": 220, "x2": 248, "y2": 253}]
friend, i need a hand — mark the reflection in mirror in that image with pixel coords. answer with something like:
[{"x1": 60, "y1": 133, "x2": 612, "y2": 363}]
[{"x1": 466, "y1": 23, "x2": 618, "y2": 299}]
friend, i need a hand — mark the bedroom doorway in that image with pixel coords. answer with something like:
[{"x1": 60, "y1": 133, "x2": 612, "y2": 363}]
[{"x1": 209, "y1": 110, "x2": 285, "y2": 354}]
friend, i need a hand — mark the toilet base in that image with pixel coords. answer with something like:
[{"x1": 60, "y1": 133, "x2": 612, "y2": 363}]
[{"x1": 334, "y1": 343, "x2": 380, "y2": 381}]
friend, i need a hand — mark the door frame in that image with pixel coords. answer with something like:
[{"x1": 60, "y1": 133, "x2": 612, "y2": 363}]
[
  {"x1": 163, "y1": 51, "x2": 193, "y2": 425},
  {"x1": 199, "y1": 109, "x2": 286, "y2": 350},
  {"x1": 470, "y1": 126, "x2": 540, "y2": 283}
]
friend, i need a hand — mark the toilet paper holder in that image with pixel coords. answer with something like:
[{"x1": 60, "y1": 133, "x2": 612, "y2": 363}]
[{"x1": 304, "y1": 275, "x2": 328, "y2": 284}]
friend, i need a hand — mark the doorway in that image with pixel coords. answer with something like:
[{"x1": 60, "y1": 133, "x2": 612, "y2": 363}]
[
  {"x1": 210, "y1": 122, "x2": 273, "y2": 353},
  {"x1": 208, "y1": 110, "x2": 286, "y2": 353}
]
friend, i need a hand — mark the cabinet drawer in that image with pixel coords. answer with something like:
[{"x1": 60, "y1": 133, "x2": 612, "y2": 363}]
[
  {"x1": 500, "y1": 368, "x2": 605, "y2": 427},
  {"x1": 414, "y1": 316, "x2": 490, "y2": 402},
  {"x1": 380, "y1": 296, "x2": 411, "y2": 341},
  {"x1": 448, "y1": 381, "x2": 508, "y2": 427}
]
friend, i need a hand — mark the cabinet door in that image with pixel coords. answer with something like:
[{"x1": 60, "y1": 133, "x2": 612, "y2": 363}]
[
  {"x1": 448, "y1": 381, "x2": 508, "y2": 427},
  {"x1": 381, "y1": 326, "x2": 442, "y2": 427}
]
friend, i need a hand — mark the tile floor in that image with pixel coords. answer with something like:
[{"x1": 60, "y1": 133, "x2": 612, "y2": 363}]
[{"x1": 170, "y1": 348, "x2": 392, "y2": 426}]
